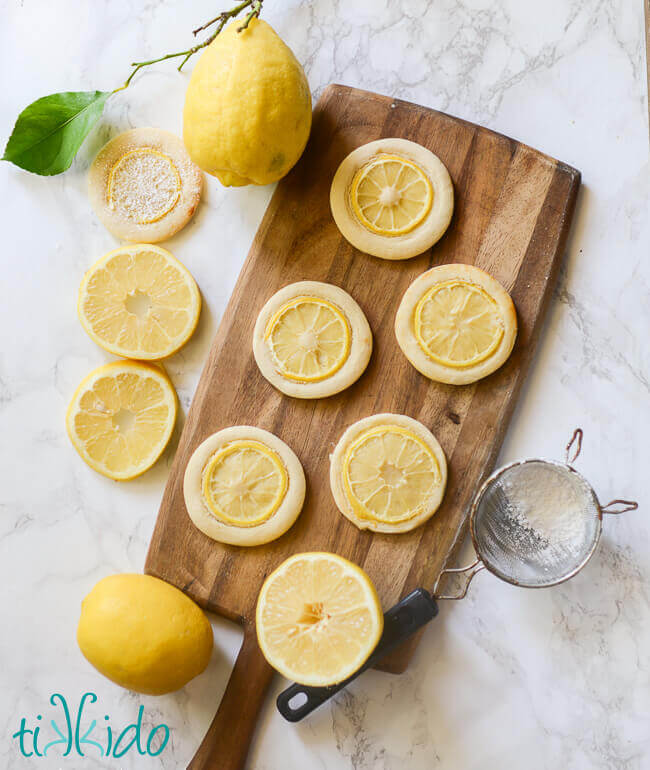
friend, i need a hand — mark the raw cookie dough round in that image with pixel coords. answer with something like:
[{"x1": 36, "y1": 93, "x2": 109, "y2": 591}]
[
  {"x1": 88, "y1": 127, "x2": 203, "y2": 243},
  {"x1": 330, "y1": 138, "x2": 454, "y2": 260},
  {"x1": 330, "y1": 413, "x2": 447, "y2": 534},
  {"x1": 395, "y1": 263, "x2": 517, "y2": 385},
  {"x1": 253, "y1": 281, "x2": 372, "y2": 399},
  {"x1": 184, "y1": 426, "x2": 306, "y2": 546}
]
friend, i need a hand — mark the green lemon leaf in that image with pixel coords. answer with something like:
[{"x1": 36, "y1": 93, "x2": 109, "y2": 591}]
[{"x1": 2, "y1": 91, "x2": 110, "y2": 176}]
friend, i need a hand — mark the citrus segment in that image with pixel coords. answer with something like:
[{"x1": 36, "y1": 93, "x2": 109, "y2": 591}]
[
  {"x1": 350, "y1": 154, "x2": 433, "y2": 236},
  {"x1": 414, "y1": 279, "x2": 504, "y2": 368},
  {"x1": 342, "y1": 425, "x2": 442, "y2": 524},
  {"x1": 78, "y1": 245, "x2": 201, "y2": 360},
  {"x1": 107, "y1": 148, "x2": 181, "y2": 224},
  {"x1": 201, "y1": 440, "x2": 288, "y2": 527},
  {"x1": 256, "y1": 552, "x2": 383, "y2": 686},
  {"x1": 66, "y1": 361, "x2": 177, "y2": 480},
  {"x1": 265, "y1": 296, "x2": 351, "y2": 382}
]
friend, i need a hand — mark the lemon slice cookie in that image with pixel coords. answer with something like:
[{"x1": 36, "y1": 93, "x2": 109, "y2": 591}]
[
  {"x1": 256, "y1": 552, "x2": 383, "y2": 686},
  {"x1": 66, "y1": 361, "x2": 177, "y2": 480},
  {"x1": 395, "y1": 264, "x2": 517, "y2": 385},
  {"x1": 330, "y1": 414, "x2": 447, "y2": 533},
  {"x1": 253, "y1": 281, "x2": 372, "y2": 399},
  {"x1": 330, "y1": 138, "x2": 454, "y2": 260},
  {"x1": 184, "y1": 427, "x2": 306, "y2": 546},
  {"x1": 78, "y1": 244, "x2": 201, "y2": 360},
  {"x1": 88, "y1": 128, "x2": 202, "y2": 242}
]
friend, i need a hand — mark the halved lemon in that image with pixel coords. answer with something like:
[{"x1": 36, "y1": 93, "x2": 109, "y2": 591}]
[
  {"x1": 107, "y1": 148, "x2": 181, "y2": 225},
  {"x1": 256, "y1": 552, "x2": 384, "y2": 686},
  {"x1": 350, "y1": 154, "x2": 433, "y2": 236},
  {"x1": 264, "y1": 296, "x2": 351, "y2": 382},
  {"x1": 201, "y1": 440, "x2": 288, "y2": 527},
  {"x1": 343, "y1": 425, "x2": 442, "y2": 525},
  {"x1": 66, "y1": 361, "x2": 177, "y2": 481},
  {"x1": 78, "y1": 244, "x2": 201, "y2": 361},
  {"x1": 414, "y1": 280, "x2": 504, "y2": 368}
]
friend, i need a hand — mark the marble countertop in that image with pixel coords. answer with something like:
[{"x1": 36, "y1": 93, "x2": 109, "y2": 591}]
[{"x1": 1, "y1": 1, "x2": 648, "y2": 768}]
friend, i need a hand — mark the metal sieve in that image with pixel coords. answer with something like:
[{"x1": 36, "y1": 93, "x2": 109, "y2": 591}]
[{"x1": 277, "y1": 429, "x2": 637, "y2": 722}]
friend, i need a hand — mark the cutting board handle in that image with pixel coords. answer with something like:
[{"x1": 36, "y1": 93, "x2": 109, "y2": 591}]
[{"x1": 188, "y1": 624, "x2": 274, "y2": 770}]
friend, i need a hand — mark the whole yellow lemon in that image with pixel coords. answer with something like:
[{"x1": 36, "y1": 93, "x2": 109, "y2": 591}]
[
  {"x1": 77, "y1": 574, "x2": 213, "y2": 695},
  {"x1": 183, "y1": 18, "x2": 312, "y2": 186}
]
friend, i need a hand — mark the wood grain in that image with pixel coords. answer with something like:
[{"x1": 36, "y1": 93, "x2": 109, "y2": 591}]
[{"x1": 145, "y1": 84, "x2": 580, "y2": 769}]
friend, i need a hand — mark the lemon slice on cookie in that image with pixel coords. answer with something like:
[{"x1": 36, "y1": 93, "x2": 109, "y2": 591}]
[
  {"x1": 395, "y1": 264, "x2": 517, "y2": 385},
  {"x1": 330, "y1": 138, "x2": 453, "y2": 260},
  {"x1": 88, "y1": 128, "x2": 202, "y2": 242},
  {"x1": 330, "y1": 414, "x2": 447, "y2": 533},
  {"x1": 256, "y1": 552, "x2": 383, "y2": 686},
  {"x1": 253, "y1": 281, "x2": 372, "y2": 399},
  {"x1": 184, "y1": 427, "x2": 305, "y2": 546}
]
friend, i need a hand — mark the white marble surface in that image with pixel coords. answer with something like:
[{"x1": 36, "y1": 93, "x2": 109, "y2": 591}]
[{"x1": 1, "y1": 1, "x2": 649, "y2": 768}]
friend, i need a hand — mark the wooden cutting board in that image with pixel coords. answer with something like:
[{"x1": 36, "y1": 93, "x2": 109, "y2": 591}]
[{"x1": 145, "y1": 84, "x2": 580, "y2": 770}]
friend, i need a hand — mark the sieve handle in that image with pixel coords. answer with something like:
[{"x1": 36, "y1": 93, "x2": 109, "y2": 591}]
[
  {"x1": 601, "y1": 499, "x2": 638, "y2": 515},
  {"x1": 276, "y1": 588, "x2": 438, "y2": 722}
]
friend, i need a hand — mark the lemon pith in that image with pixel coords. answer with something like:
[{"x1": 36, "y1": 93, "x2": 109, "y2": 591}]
[
  {"x1": 201, "y1": 440, "x2": 288, "y2": 527},
  {"x1": 414, "y1": 279, "x2": 505, "y2": 368},
  {"x1": 264, "y1": 296, "x2": 351, "y2": 382},
  {"x1": 342, "y1": 425, "x2": 442, "y2": 524},
  {"x1": 78, "y1": 245, "x2": 201, "y2": 361},
  {"x1": 66, "y1": 361, "x2": 177, "y2": 481},
  {"x1": 350, "y1": 154, "x2": 433, "y2": 236},
  {"x1": 107, "y1": 148, "x2": 181, "y2": 224},
  {"x1": 256, "y1": 552, "x2": 384, "y2": 686}
]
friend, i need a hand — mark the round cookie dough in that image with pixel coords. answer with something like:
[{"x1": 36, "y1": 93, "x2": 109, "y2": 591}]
[
  {"x1": 395, "y1": 263, "x2": 517, "y2": 385},
  {"x1": 253, "y1": 281, "x2": 373, "y2": 399},
  {"x1": 184, "y1": 426, "x2": 306, "y2": 546},
  {"x1": 330, "y1": 138, "x2": 454, "y2": 260},
  {"x1": 88, "y1": 127, "x2": 203, "y2": 243},
  {"x1": 330, "y1": 413, "x2": 447, "y2": 534}
]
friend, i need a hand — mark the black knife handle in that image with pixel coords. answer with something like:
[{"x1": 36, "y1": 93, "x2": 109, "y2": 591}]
[{"x1": 276, "y1": 588, "x2": 438, "y2": 722}]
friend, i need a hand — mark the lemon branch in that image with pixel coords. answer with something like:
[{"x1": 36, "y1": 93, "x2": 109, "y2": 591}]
[{"x1": 117, "y1": 0, "x2": 264, "y2": 91}]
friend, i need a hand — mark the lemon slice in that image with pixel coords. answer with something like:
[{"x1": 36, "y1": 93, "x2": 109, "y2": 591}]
[
  {"x1": 201, "y1": 440, "x2": 288, "y2": 527},
  {"x1": 350, "y1": 154, "x2": 432, "y2": 236},
  {"x1": 78, "y1": 244, "x2": 201, "y2": 361},
  {"x1": 253, "y1": 281, "x2": 373, "y2": 399},
  {"x1": 330, "y1": 138, "x2": 454, "y2": 260},
  {"x1": 265, "y1": 296, "x2": 351, "y2": 382},
  {"x1": 414, "y1": 280, "x2": 504, "y2": 367},
  {"x1": 88, "y1": 128, "x2": 202, "y2": 243},
  {"x1": 107, "y1": 148, "x2": 181, "y2": 224},
  {"x1": 395, "y1": 264, "x2": 518, "y2": 385},
  {"x1": 184, "y1": 427, "x2": 306, "y2": 546},
  {"x1": 330, "y1": 414, "x2": 447, "y2": 533},
  {"x1": 256, "y1": 552, "x2": 384, "y2": 686},
  {"x1": 343, "y1": 425, "x2": 442, "y2": 524},
  {"x1": 66, "y1": 361, "x2": 177, "y2": 481}
]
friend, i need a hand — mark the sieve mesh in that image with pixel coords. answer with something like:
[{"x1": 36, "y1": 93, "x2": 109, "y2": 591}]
[{"x1": 471, "y1": 460, "x2": 602, "y2": 588}]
